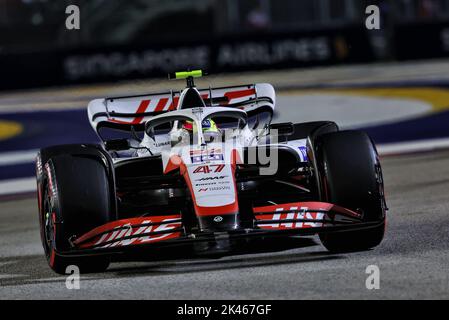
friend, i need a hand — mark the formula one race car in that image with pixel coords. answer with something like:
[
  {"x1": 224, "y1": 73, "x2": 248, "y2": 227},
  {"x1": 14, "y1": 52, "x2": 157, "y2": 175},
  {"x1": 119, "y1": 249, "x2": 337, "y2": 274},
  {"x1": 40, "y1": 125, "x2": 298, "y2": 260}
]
[{"x1": 36, "y1": 70, "x2": 387, "y2": 274}]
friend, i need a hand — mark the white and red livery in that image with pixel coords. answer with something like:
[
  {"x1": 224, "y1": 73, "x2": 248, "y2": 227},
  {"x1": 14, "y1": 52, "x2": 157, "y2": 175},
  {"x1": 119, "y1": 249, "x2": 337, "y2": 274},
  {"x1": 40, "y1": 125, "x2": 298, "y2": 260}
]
[{"x1": 36, "y1": 70, "x2": 387, "y2": 274}]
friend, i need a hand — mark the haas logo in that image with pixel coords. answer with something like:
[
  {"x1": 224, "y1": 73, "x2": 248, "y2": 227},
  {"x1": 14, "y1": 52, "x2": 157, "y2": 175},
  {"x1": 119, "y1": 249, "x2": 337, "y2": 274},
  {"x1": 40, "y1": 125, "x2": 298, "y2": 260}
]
[
  {"x1": 78, "y1": 218, "x2": 182, "y2": 249},
  {"x1": 257, "y1": 207, "x2": 325, "y2": 230},
  {"x1": 197, "y1": 176, "x2": 227, "y2": 181}
]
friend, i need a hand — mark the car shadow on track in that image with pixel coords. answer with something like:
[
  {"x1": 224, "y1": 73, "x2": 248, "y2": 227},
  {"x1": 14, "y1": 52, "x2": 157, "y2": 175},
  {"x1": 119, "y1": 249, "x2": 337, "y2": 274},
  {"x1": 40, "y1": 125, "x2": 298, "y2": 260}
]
[
  {"x1": 103, "y1": 237, "x2": 344, "y2": 278},
  {"x1": 0, "y1": 237, "x2": 343, "y2": 286}
]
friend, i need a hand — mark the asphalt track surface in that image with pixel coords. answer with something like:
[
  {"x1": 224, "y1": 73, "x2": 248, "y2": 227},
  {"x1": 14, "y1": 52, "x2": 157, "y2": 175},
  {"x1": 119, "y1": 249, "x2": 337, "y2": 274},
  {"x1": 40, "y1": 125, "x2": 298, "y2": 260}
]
[{"x1": 1, "y1": 150, "x2": 449, "y2": 299}]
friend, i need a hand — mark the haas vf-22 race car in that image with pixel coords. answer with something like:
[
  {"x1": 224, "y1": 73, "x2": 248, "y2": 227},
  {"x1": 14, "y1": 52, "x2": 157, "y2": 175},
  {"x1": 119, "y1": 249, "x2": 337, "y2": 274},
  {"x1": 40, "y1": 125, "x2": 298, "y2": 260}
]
[{"x1": 36, "y1": 70, "x2": 387, "y2": 274}]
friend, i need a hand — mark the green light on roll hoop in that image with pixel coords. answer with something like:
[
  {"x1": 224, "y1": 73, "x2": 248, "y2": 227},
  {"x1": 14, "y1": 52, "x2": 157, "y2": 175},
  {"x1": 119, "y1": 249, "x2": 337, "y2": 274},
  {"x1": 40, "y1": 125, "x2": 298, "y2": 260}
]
[{"x1": 169, "y1": 70, "x2": 203, "y2": 80}]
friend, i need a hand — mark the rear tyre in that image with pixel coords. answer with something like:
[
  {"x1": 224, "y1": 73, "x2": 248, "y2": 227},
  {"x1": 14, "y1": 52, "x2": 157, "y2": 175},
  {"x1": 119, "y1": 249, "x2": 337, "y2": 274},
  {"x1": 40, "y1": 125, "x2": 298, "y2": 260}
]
[
  {"x1": 315, "y1": 131, "x2": 386, "y2": 253},
  {"x1": 37, "y1": 151, "x2": 114, "y2": 274}
]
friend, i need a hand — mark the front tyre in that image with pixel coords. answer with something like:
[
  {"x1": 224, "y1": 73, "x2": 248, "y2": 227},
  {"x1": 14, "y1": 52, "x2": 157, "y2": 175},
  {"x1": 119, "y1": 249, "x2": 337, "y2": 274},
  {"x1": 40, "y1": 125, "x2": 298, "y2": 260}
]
[
  {"x1": 315, "y1": 131, "x2": 387, "y2": 253},
  {"x1": 37, "y1": 152, "x2": 114, "y2": 274}
]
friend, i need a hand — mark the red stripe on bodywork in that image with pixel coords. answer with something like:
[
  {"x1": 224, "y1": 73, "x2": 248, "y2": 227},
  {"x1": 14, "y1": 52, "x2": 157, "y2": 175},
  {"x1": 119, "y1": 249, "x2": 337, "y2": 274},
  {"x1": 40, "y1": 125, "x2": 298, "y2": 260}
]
[
  {"x1": 74, "y1": 215, "x2": 182, "y2": 249},
  {"x1": 132, "y1": 99, "x2": 151, "y2": 124},
  {"x1": 154, "y1": 98, "x2": 168, "y2": 112},
  {"x1": 109, "y1": 119, "x2": 134, "y2": 124},
  {"x1": 110, "y1": 100, "x2": 151, "y2": 125},
  {"x1": 168, "y1": 97, "x2": 180, "y2": 110},
  {"x1": 223, "y1": 88, "x2": 256, "y2": 104}
]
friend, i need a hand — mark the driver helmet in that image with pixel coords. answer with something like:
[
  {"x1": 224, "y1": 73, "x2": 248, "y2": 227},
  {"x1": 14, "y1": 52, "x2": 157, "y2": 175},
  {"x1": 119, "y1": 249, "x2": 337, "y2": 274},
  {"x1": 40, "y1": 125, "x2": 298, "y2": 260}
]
[
  {"x1": 183, "y1": 119, "x2": 219, "y2": 142},
  {"x1": 182, "y1": 119, "x2": 218, "y2": 133}
]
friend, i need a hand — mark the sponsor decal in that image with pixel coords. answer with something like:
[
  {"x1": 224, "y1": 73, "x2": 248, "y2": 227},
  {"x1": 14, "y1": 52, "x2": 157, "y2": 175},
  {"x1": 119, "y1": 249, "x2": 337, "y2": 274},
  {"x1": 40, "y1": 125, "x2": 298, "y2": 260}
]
[
  {"x1": 190, "y1": 148, "x2": 224, "y2": 163},
  {"x1": 155, "y1": 141, "x2": 170, "y2": 147},
  {"x1": 196, "y1": 175, "x2": 228, "y2": 181},
  {"x1": 191, "y1": 154, "x2": 224, "y2": 163},
  {"x1": 76, "y1": 216, "x2": 182, "y2": 249},
  {"x1": 195, "y1": 182, "x2": 217, "y2": 187},
  {"x1": 202, "y1": 119, "x2": 211, "y2": 127},
  {"x1": 256, "y1": 206, "x2": 325, "y2": 230},
  {"x1": 298, "y1": 146, "x2": 308, "y2": 161},
  {"x1": 198, "y1": 186, "x2": 231, "y2": 192},
  {"x1": 193, "y1": 164, "x2": 225, "y2": 174},
  {"x1": 190, "y1": 148, "x2": 222, "y2": 155}
]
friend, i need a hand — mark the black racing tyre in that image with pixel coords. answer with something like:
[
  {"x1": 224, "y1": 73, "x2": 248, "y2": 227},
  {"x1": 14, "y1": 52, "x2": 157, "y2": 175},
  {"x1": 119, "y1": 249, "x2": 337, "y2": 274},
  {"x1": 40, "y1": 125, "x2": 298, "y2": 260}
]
[
  {"x1": 37, "y1": 151, "x2": 114, "y2": 274},
  {"x1": 315, "y1": 130, "x2": 386, "y2": 253}
]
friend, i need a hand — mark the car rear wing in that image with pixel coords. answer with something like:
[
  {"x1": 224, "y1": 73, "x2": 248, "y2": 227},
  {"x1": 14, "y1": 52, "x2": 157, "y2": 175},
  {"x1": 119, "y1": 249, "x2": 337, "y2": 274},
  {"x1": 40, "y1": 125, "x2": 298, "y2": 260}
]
[{"x1": 87, "y1": 83, "x2": 275, "y2": 137}]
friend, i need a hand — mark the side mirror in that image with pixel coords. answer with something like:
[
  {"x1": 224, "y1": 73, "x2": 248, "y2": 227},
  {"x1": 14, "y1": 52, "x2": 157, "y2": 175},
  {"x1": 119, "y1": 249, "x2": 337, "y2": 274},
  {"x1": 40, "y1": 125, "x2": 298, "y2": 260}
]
[
  {"x1": 269, "y1": 122, "x2": 294, "y2": 136},
  {"x1": 104, "y1": 139, "x2": 130, "y2": 151}
]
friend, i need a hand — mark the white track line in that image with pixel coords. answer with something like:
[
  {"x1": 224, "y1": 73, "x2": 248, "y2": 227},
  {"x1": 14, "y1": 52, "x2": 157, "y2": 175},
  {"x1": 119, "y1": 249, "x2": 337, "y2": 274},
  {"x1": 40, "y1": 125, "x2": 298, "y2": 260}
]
[
  {"x1": 0, "y1": 177, "x2": 36, "y2": 196},
  {"x1": 377, "y1": 137, "x2": 449, "y2": 156},
  {"x1": 0, "y1": 149, "x2": 38, "y2": 166}
]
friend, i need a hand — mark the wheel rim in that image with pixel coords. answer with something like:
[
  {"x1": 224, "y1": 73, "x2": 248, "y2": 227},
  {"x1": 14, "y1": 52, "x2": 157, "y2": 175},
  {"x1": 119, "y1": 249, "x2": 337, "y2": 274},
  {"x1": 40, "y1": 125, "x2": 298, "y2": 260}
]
[{"x1": 42, "y1": 178, "x2": 55, "y2": 258}]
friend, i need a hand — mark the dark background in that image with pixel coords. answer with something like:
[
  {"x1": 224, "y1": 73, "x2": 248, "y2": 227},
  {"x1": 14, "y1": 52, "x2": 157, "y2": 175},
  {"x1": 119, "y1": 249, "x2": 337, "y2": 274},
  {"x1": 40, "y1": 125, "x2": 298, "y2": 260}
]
[{"x1": 1, "y1": 0, "x2": 449, "y2": 89}]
